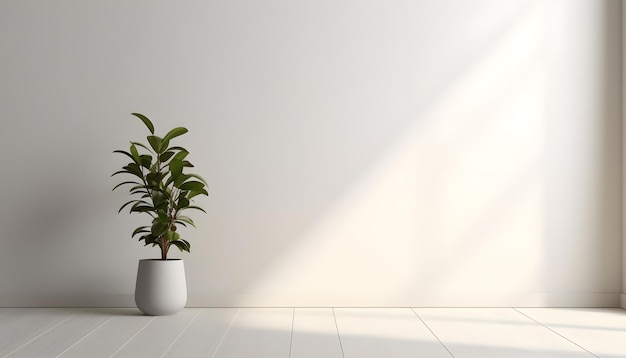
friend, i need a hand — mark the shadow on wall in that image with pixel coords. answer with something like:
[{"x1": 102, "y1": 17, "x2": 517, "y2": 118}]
[
  {"x1": 0, "y1": 176, "x2": 132, "y2": 306},
  {"x1": 0, "y1": 115, "x2": 144, "y2": 306},
  {"x1": 539, "y1": 0, "x2": 622, "y2": 302}
]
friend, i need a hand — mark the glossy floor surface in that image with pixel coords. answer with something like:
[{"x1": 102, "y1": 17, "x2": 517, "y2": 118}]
[{"x1": 0, "y1": 307, "x2": 624, "y2": 357}]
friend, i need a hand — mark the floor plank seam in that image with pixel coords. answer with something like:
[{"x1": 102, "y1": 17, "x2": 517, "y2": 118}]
[
  {"x1": 108, "y1": 316, "x2": 156, "y2": 358},
  {"x1": 409, "y1": 308, "x2": 456, "y2": 358},
  {"x1": 55, "y1": 316, "x2": 113, "y2": 358},
  {"x1": 2, "y1": 314, "x2": 74, "y2": 358},
  {"x1": 331, "y1": 308, "x2": 345, "y2": 358},
  {"x1": 512, "y1": 308, "x2": 599, "y2": 358},
  {"x1": 209, "y1": 307, "x2": 240, "y2": 358},
  {"x1": 159, "y1": 308, "x2": 203, "y2": 358},
  {"x1": 288, "y1": 308, "x2": 295, "y2": 358}
]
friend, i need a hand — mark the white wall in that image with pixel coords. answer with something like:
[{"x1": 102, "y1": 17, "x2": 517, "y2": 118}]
[{"x1": 0, "y1": 0, "x2": 621, "y2": 307}]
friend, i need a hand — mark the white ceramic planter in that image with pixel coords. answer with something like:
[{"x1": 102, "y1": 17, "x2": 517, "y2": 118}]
[{"x1": 135, "y1": 259, "x2": 187, "y2": 316}]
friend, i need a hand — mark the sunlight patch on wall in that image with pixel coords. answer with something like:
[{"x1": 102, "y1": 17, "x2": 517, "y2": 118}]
[{"x1": 245, "y1": 3, "x2": 546, "y2": 305}]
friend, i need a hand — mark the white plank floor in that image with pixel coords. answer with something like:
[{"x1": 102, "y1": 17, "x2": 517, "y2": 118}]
[{"x1": 0, "y1": 307, "x2": 624, "y2": 358}]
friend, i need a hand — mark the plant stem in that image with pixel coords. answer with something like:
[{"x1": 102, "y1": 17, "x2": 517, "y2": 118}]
[{"x1": 161, "y1": 238, "x2": 168, "y2": 260}]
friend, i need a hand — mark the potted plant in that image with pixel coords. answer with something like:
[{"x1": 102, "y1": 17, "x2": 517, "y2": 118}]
[{"x1": 113, "y1": 113, "x2": 208, "y2": 315}]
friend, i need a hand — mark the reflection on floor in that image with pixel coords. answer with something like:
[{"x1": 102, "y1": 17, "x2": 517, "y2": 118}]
[{"x1": 0, "y1": 307, "x2": 624, "y2": 357}]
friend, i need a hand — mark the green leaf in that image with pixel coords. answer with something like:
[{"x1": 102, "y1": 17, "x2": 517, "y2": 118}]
[
  {"x1": 177, "y1": 215, "x2": 196, "y2": 228},
  {"x1": 188, "y1": 173, "x2": 208, "y2": 185},
  {"x1": 142, "y1": 234, "x2": 159, "y2": 245},
  {"x1": 168, "y1": 146, "x2": 186, "y2": 150},
  {"x1": 156, "y1": 212, "x2": 169, "y2": 225},
  {"x1": 118, "y1": 199, "x2": 142, "y2": 213},
  {"x1": 129, "y1": 185, "x2": 149, "y2": 195},
  {"x1": 173, "y1": 174, "x2": 191, "y2": 187},
  {"x1": 112, "y1": 181, "x2": 141, "y2": 191},
  {"x1": 123, "y1": 163, "x2": 143, "y2": 178},
  {"x1": 182, "y1": 160, "x2": 194, "y2": 168},
  {"x1": 111, "y1": 170, "x2": 130, "y2": 177},
  {"x1": 130, "y1": 144, "x2": 140, "y2": 162},
  {"x1": 179, "y1": 181, "x2": 205, "y2": 191},
  {"x1": 130, "y1": 141, "x2": 153, "y2": 153},
  {"x1": 188, "y1": 188, "x2": 209, "y2": 199},
  {"x1": 130, "y1": 190, "x2": 149, "y2": 197},
  {"x1": 160, "y1": 151, "x2": 174, "y2": 162},
  {"x1": 166, "y1": 231, "x2": 180, "y2": 242},
  {"x1": 146, "y1": 172, "x2": 163, "y2": 187},
  {"x1": 178, "y1": 196, "x2": 190, "y2": 209},
  {"x1": 140, "y1": 155, "x2": 152, "y2": 169},
  {"x1": 113, "y1": 150, "x2": 136, "y2": 163},
  {"x1": 131, "y1": 113, "x2": 155, "y2": 134},
  {"x1": 132, "y1": 226, "x2": 150, "y2": 238},
  {"x1": 180, "y1": 205, "x2": 207, "y2": 214},
  {"x1": 172, "y1": 149, "x2": 189, "y2": 162},
  {"x1": 151, "y1": 222, "x2": 168, "y2": 236},
  {"x1": 182, "y1": 239, "x2": 191, "y2": 252},
  {"x1": 171, "y1": 240, "x2": 190, "y2": 253},
  {"x1": 160, "y1": 138, "x2": 171, "y2": 153},
  {"x1": 163, "y1": 127, "x2": 188, "y2": 142},
  {"x1": 147, "y1": 135, "x2": 164, "y2": 154},
  {"x1": 131, "y1": 206, "x2": 155, "y2": 213},
  {"x1": 169, "y1": 158, "x2": 183, "y2": 180},
  {"x1": 152, "y1": 190, "x2": 167, "y2": 206},
  {"x1": 131, "y1": 201, "x2": 156, "y2": 213}
]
